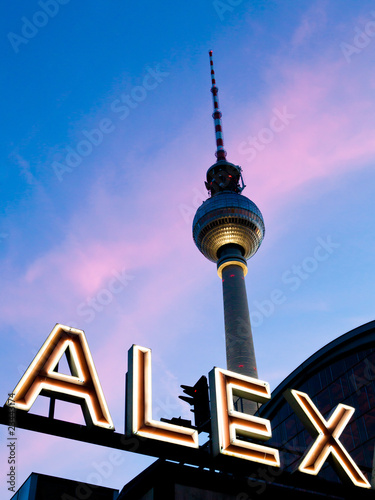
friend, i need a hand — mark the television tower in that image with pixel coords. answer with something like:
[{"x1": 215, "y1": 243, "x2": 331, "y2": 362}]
[{"x1": 193, "y1": 51, "x2": 265, "y2": 411}]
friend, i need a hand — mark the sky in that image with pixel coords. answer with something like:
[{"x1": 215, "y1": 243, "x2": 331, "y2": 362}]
[{"x1": 1, "y1": 0, "x2": 375, "y2": 496}]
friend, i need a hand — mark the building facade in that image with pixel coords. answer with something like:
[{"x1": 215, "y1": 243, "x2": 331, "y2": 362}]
[{"x1": 258, "y1": 320, "x2": 375, "y2": 487}]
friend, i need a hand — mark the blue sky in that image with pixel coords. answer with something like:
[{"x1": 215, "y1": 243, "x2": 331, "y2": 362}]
[{"x1": 1, "y1": 0, "x2": 375, "y2": 496}]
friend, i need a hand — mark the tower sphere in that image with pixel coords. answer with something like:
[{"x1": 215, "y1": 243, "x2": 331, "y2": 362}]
[{"x1": 192, "y1": 190, "x2": 265, "y2": 263}]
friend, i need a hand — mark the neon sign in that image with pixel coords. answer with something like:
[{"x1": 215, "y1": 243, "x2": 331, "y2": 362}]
[{"x1": 5, "y1": 325, "x2": 371, "y2": 489}]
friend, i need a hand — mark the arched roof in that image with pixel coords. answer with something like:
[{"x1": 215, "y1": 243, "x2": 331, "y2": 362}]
[{"x1": 258, "y1": 320, "x2": 375, "y2": 420}]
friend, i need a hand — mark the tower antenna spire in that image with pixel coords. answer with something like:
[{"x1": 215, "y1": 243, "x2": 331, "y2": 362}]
[{"x1": 209, "y1": 50, "x2": 227, "y2": 161}]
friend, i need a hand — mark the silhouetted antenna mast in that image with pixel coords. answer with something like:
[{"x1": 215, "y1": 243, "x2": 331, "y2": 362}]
[{"x1": 209, "y1": 50, "x2": 227, "y2": 161}]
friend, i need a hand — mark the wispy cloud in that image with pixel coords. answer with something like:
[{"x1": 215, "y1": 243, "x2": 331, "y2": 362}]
[
  {"x1": 291, "y1": 1, "x2": 328, "y2": 47},
  {"x1": 11, "y1": 154, "x2": 36, "y2": 186},
  {"x1": 233, "y1": 55, "x2": 375, "y2": 211}
]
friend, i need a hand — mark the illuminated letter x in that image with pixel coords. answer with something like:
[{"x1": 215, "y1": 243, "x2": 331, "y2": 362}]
[{"x1": 285, "y1": 389, "x2": 370, "y2": 488}]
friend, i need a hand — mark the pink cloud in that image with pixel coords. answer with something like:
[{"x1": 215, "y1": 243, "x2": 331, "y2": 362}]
[{"x1": 227, "y1": 55, "x2": 375, "y2": 210}]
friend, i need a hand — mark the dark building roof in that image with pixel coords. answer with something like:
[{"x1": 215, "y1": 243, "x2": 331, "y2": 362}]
[
  {"x1": 11, "y1": 472, "x2": 119, "y2": 500},
  {"x1": 117, "y1": 458, "x2": 366, "y2": 500}
]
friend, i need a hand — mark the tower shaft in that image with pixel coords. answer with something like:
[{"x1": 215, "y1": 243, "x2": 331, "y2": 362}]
[
  {"x1": 217, "y1": 244, "x2": 259, "y2": 414},
  {"x1": 221, "y1": 262, "x2": 258, "y2": 414},
  {"x1": 221, "y1": 263, "x2": 258, "y2": 380}
]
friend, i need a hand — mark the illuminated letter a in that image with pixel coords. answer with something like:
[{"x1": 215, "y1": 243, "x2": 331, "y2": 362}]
[{"x1": 6, "y1": 324, "x2": 114, "y2": 429}]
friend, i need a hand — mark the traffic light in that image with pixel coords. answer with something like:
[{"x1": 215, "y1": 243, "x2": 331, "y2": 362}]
[{"x1": 179, "y1": 376, "x2": 210, "y2": 433}]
